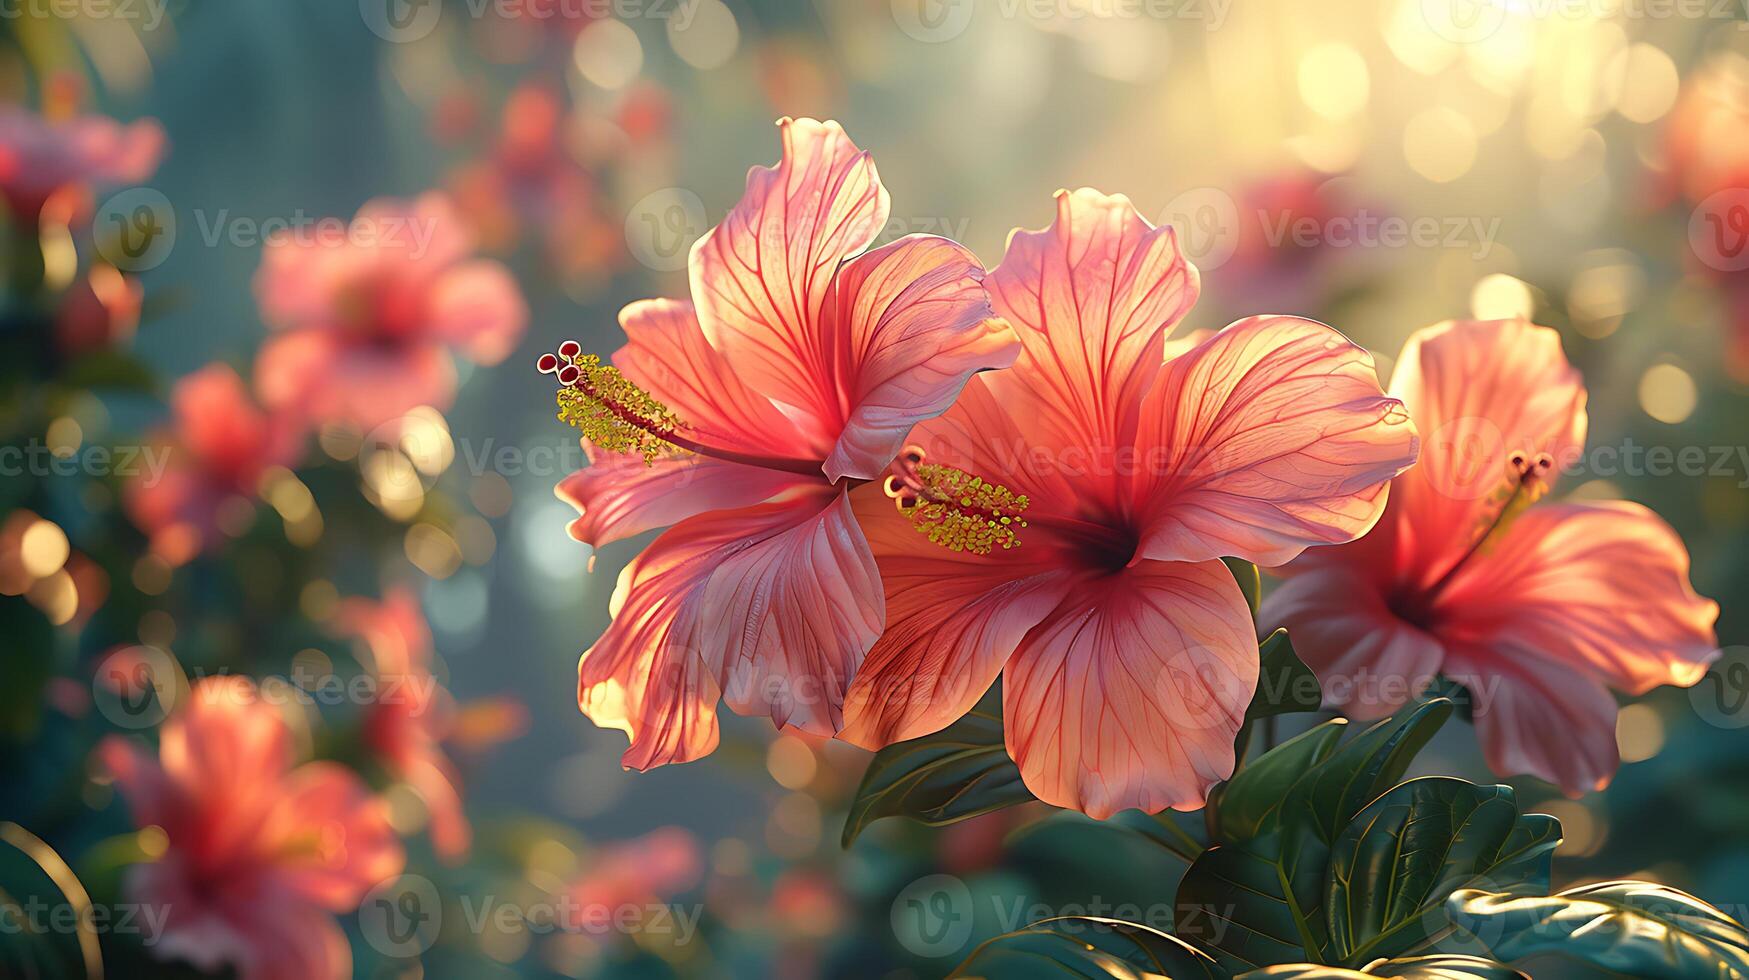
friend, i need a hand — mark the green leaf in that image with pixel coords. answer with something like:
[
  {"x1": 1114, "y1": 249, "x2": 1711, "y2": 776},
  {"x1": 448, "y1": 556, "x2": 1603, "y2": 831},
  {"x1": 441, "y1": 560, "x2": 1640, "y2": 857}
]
[
  {"x1": 1177, "y1": 842, "x2": 1319, "y2": 973},
  {"x1": 1233, "y1": 630, "x2": 1326, "y2": 759},
  {"x1": 1213, "y1": 720, "x2": 1348, "y2": 843},
  {"x1": 951, "y1": 917, "x2": 1223, "y2": 979},
  {"x1": 1448, "y1": 881, "x2": 1749, "y2": 979},
  {"x1": 1254, "y1": 631, "x2": 1323, "y2": 719},
  {"x1": 0, "y1": 596, "x2": 56, "y2": 741},
  {"x1": 59, "y1": 349, "x2": 158, "y2": 394},
  {"x1": 1176, "y1": 700, "x2": 1457, "y2": 972},
  {"x1": 1236, "y1": 954, "x2": 1526, "y2": 978},
  {"x1": 1281, "y1": 699, "x2": 1454, "y2": 850},
  {"x1": 842, "y1": 706, "x2": 1032, "y2": 847},
  {"x1": 1225, "y1": 557, "x2": 1262, "y2": 616},
  {"x1": 1323, "y1": 778, "x2": 1559, "y2": 965}
]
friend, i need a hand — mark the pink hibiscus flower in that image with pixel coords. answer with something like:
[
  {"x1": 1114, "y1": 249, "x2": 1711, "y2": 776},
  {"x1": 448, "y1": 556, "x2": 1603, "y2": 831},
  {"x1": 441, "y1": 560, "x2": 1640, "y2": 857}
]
[
  {"x1": 546, "y1": 118, "x2": 1020, "y2": 769},
  {"x1": 447, "y1": 85, "x2": 618, "y2": 281},
  {"x1": 0, "y1": 106, "x2": 164, "y2": 223},
  {"x1": 124, "y1": 364, "x2": 306, "y2": 566},
  {"x1": 1263, "y1": 318, "x2": 1719, "y2": 796},
  {"x1": 253, "y1": 192, "x2": 527, "y2": 430},
  {"x1": 96, "y1": 676, "x2": 405, "y2": 980},
  {"x1": 837, "y1": 189, "x2": 1420, "y2": 819},
  {"x1": 332, "y1": 586, "x2": 472, "y2": 862},
  {"x1": 562, "y1": 827, "x2": 702, "y2": 935}
]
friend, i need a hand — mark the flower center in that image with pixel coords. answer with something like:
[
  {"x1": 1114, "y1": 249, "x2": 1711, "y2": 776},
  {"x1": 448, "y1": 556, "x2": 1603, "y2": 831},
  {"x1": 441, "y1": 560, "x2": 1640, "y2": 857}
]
[
  {"x1": 1391, "y1": 449, "x2": 1554, "y2": 626},
  {"x1": 540, "y1": 346, "x2": 1027, "y2": 554},
  {"x1": 881, "y1": 446, "x2": 1029, "y2": 554}
]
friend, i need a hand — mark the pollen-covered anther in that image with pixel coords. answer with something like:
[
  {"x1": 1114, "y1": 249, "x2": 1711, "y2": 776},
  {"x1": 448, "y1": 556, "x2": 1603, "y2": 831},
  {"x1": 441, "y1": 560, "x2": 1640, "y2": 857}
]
[
  {"x1": 538, "y1": 341, "x2": 687, "y2": 464},
  {"x1": 896, "y1": 461, "x2": 1030, "y2": 555},
  {"x1": 1473, "y1": 448, "x2": 1557, "y2": 552}
]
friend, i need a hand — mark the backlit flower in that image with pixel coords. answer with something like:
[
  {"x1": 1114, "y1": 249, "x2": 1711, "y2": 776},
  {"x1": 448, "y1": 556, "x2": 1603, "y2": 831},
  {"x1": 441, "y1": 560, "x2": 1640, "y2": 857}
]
[
  {"x1": 332, "y1": 586, "x2": 472, "y2": 861},
  {"x1": 0, "y1": 106, "x2": 163, "y2": 223},
  {"x1": 562, "y1": 826, "x2": 701, "y2": 935},
  {"x1": 96, "y1": 676, "x2": 404, "y2": 980},
  {"x1": 124, "y1": 364, "x2": 306, "y2": 566},
  {"x1": 253, "y1": 192, "x2": 527, "y2": 430},
  {"x1": 839, "y1": 189, "x2": 1420, "y2": 818},
  {"x1": 548, "y1": 118, "x2": 1019, "y2": 769},
  {"x1": 1263, "y1": 318, "x2": 1719, "y2": 796}
]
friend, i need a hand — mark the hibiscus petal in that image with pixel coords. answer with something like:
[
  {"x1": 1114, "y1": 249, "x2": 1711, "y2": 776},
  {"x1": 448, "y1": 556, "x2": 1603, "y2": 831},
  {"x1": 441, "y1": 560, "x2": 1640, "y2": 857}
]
[
  {"x1": 1444, "y1": 643, "x2": 1622, "y2": 797},
  {"x1": 691, "y1": 491, "x2": 884, "y2": 736},
  {"x1": 1436, "y1": 500, "x2": 1720, "y2": 696},
  {"x1": 265, "y1": 761, "x2": 405, "y2": 911},
  {"x1": 580, "y1": 489, "x2": 883, "y2": 763},
  {"x1": 818, "y1": 235, "x2": 1019, "y2": 480},
  {"x1": 1260, "y1": 562, "x2": 1446, "y2": 720},
  {"x1": 1002, "y1": 560, "x2": 1256, "y2": 819},
  {"x1": 403, "y1": 755, "x2": 471, "y2": 863},
  {"x1": 985, "y1": 188, "x2": 1200, "y2": 457},
  {"x1": 1385, "y1": 318, "x2": 1587, "y2": 585},
  {"x1": 255, "y1": 330, "x2": 456, "y2": 430},
  {"x1": 838, "y1": 485, "x2": 1073, "y2": 749},
  {"x1": 427, "y1": 259, "x2": 527, "y2": 366},
  {"x1": 579, "y1": 542, "x2": 727, "y2": 771},
  {"x1": 556, "y1": 450, "x2": 806, "y2": 549},
  {"x1": 558, "y1": 299, "x2": 819, "y2": 548},
  {"x1": 1131, "y1": 315, "x2": 1419, "y2": 567},
  {"x1": 689, "y1": 118, "x2": 890, "y2": 439},
  {"x1": 96, "y1": 736, "x2": 178, "y2": 832},
  {"x1": 171, "y1": 365, "x2": 273, "y2": 481},
  {"x1": 160, "y1": 677, "x2": 293, "y2": 794},
  {"x1": 612, "y1": 298, "x2": 806, "y2": 456},
  {"x1": 228, "y1": 896, "x2": 355, "y2": 980}
]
